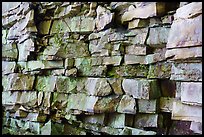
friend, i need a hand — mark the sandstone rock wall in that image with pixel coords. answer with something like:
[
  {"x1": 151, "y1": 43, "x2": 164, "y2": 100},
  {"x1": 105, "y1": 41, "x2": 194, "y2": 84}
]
[{"x1": 2, "y1": 2, "x2": 202, "y2": 135}]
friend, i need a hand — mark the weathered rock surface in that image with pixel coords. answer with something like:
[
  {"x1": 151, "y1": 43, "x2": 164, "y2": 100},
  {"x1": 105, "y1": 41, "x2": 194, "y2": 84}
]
[
  {"x1": 165, "y1": 46, "x2": 202, "y2": 60},
  {"x1": 107, "y1": 78, "x2": 124, "y2": 95},
  {"x1": 124, "y1": 55, "x2": 146, "y2": 65},
  {"x1": 103, "y1": 56, "x2": 122, "y2": 66},
  {"x1": 107, "y1": 65, "x2": 149, "y2": 78},
  {"x1": 94, "y1": 95, "x2": 121, "y2": 113},
  {"x1": 66, "y1": 93, "x2": 98, "y2": 113},
  {"x1": 55, "y1": 76, "x2": 77, "y2": 93},
  {"x1": 2, "y1": 2, "x2": 202, "y2": 135},
  {"x1": 148, "y1": 62, "x2": 172, "y2": 78},
  {"x1": 35, "y1": 76, "x2": 56, "y2": 92},
  {"x1": 138, "y1": 99, "x2": 157, "y2": 113},
  {"x1": 2, "y1": 42, "x2": 18, "y2": 60},
  {"x1": 106, "y1": 113, "x2": 134, "y2": 128},
  {"x1": 96, "y1": 5, "x2": 114, "y2": 31},
  {"x1": 122, "y1": 79, "x2": 161, "y2": 99},
  {"x1": 119, "y1": 126, "x2": 156, "y2": 135},
  {"x1": 170, "y1": 63, "x2": 202, "y2": 81},
  {"x1": 125, "y1": 28, "x2": 148, "y2": 45},
  {"x1": 7, "y1": 73, "x2": 35, "y2": 91},
  {"x1": 167, "y1": 14, "x2": 202, "y2": 48},
  {"x1": 180, "y1": 82, "x2": 202, "y2": 106},
  {"x1": 121, "y1": 2, "x2": 166, "y2": 22},
  {"x1": 146, "y1": 27, "x2": 170, "y2": 47},
  {"x1": 134, "y1": 114, "x2": 160, "y2": 128},
  {"x1": 117, "y1": 95, "x2": 136, "y2": 114},
  {"x1": 190, "y1": 122, "x2": 202, "y2": 134},
  {"x1": 172, "y1": 101, "x2": 202, "y2": 122},
  {"x1": 125, "y1": 45, "x2": 147, "y2": 55},
  {"x1": 82, "y1": 114, "x2": 105, "y2": 125},
  {"x1": 2, "y1": 61, "x2": 16, "y2": 75},
  {"x1": 85, "y1": 78, "x2": 112, "y2": 96},
  {"x1": 159, "y1": 97, "x2": 174, "y2": 112}
]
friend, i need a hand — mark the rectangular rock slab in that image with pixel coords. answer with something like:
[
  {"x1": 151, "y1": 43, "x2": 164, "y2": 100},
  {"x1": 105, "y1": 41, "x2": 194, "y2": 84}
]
[
  {"x1": 172, "y1": 101, "x2": 202, "y2": 122},
  {"x1": 165, "y1": 46, "x2": 202, "y2": 60},
  {"x1": 124, "y1": 55, "x2": 146, "y2": 65},
  {"x1": 146, "y1": 27, "x2": 170, "y2": 47},
  {"x1": 7, "y1": 73, "x2": 35, "y2": 91},
  {"x1": 35, "y1": 76, "x2": 57, "y2": 92},
  {"x1": 180, "y1": 82, "x2": 202, "y2": 106},
  {"x1": 94, "y1": 95, "x2": 121, "y2": 113},
  {"x1": 2, "y1": 61, "x2": 16, "y2": 75},
  {"x1": 107, "y1": 65, "x2": 149, "y2": 78},
  {"x1": 166, "y1": 15, "x2": 202, "y2": 49},
  {"x1": 125, "y1": 28, "x2": 148, "y2": 45},
  {"x1": 128, "y1": 18, "x2": 150, "y2": 29},
  {"x1": 66, "y1": 93, "x2": 98, "y2": 113},
  {"x1": 46, "y1": 39, "x2": 90, "y2": 58},
  {"x1": 106, "y1": 113, "x2": 134, "y2": 128},
  {"x1": 103, "y1": 56, "x2": 122, "y2": 66},
  {"x1": 85, "y1": 78, "x2": 112, "y2": 96},
  {"x1": 170, "y1": 63, "x2": 202, "y2": 81},
  {"x1": 125, "y1": 45, "x2": 147, "y2": 55},
  {"x1": 2, "y1": 42, "x2": 18, "y2": 60},
  {"x1": 82, "y1": 114, "x2": 105, "y2": 125},
  {"x1": 138, "y1": 99, "x2": 157, "y2": 113},
  {"x1": 122, "y1": 79, "x2": 161, "y2": 99},
  {"x1": 148, "y1": 62, "x2": 172, "y2": 79},
  {"x1": 18, "y1": 91, "x2": 38, "y2": 107},
  {"x1": 51, "y1": 16, "x2": 95, "y2": 34},
  {"x1": 121, "y1": 2, "x2": 166, "y2": 22},
  {"x1": 107, "y1": 78, "x2": 124, "y2": 95},
  {"x1": 174, "y1": 2, "x2": 202, "y2": 20},
  {"x1": 55, "y1": 76, "x2": 77, "y2": 94},
  {"x1": 117, "y1": 95, "x2": 136, "y2": 114},
  {"x1": 2, "y1": 91, "x2": 21, "y2": 105}
]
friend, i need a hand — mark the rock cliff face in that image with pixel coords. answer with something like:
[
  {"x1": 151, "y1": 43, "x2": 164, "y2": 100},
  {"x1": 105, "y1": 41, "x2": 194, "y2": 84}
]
[{"x1": 2, "y1": 2, "x2": 202, "y2": 135}]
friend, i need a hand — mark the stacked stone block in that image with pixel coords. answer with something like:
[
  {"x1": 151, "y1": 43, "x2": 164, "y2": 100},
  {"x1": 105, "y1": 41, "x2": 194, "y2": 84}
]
[{"x1": 2, "y1": 2, "x2": 202, "y2": 135}]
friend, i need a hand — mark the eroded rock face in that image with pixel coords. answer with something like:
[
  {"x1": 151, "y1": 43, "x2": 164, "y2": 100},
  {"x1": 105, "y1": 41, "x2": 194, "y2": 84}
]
[
  {"x1": 96, "y1": 5, "x2": 114, "y2": 31},
  {"x1": 121, "y1": 2, "x2": 166, "y2": 22},
  {"x1": 85, "y1": 78, "x2": 112, "y2": 96},
  {"x1": 66, "y1": 93, "x2": 98, "y2": 113},
  {"x1": 172, "y1": 101, "x2": 202, "y2": 122},
  {"x1": 180, "y1": 82, "x2": 202, "y2": 106},
  {"x1": 117, "y1": 95, "x2": 136, "y2": 114},
  {"x1": 167, "y1": 3, "x2": 202, "y2": 49},
  {"x1": 7, "y1": 73, "x2": 35, "y2": 91},
  {"x1": 122, "y1": 79, "x2": 161, "y2": 99},
  {"x1": 170, "y1": 63, "x2": 202, "y2": 81},
  {"x1": 94, "y1": 95, "x2": 121, "y2": 113},
  {"x1": 134, "y1": 113, "x2": 160, "y2": 128},
  {"x1": 2, "y1": 2, "x2": 202, "y2": 135},
  {"x1": 35, "y1": 76, "x2": 57, "y2": 92}
]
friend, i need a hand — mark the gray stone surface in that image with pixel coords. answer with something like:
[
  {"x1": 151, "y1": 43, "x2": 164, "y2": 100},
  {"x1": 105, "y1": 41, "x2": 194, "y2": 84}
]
[
  {"x1": 172, "y1": 101, "x2": 202, "y2": 122},
  {"x1": 180, "y1": 82, "x2": 202, "y2": 106},
  {"x1": 122, "y1": 79, "x2": 161, "y2": 99},
  {"x1": 2, "y1": 61, "x2": 16, "y2": 75},
  {"x1": 170, "y1": 63, "x2": 202, "y2": 81},
  {"x1": 121, "y1": 2, "x2": 166, "y2": 22},
  {"x1": 138, "y1": 99, "x2": 157, "y2": 113},
  {"x1": 117, "y1": 95, "x2": 136, "y2": 114},
  {"x1": 85, "y1": 78, "x2": 112, "y2": 96}
]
